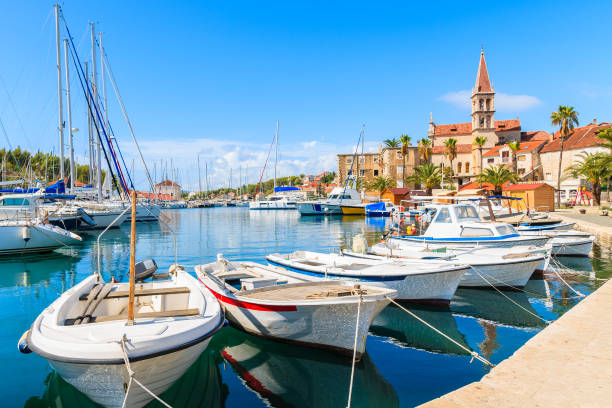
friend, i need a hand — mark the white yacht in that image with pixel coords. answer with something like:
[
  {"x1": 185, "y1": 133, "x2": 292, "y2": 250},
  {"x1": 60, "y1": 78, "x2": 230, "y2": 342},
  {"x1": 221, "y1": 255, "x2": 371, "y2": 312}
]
[
  {"x1": 249, "y1": 187, "x2": 301, "y2": 210},
  {"x1": 296, "y1": 181, "x2": 362, "y2": 216}
]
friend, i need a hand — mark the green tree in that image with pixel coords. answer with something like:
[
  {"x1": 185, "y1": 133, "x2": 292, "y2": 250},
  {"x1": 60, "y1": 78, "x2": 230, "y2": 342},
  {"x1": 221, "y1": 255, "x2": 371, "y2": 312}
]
[
  {"x1": 477, "y1": 165, "x2": 519, "y2": 195},
  {"x1": 383, "y1": 138, "x2": 400, "y2": 148},
  {"x1": 444, "y1": 138, "x2": 458, "y2": 177},
  {"x1": 551, "y1": 105, "x2": 579, "y2": 206},
  {"x1": 399, "y1": 134, "x2": 411, "y2": 183},
  {"x1": 418, "y1": 138, "x2": 432, "y2": 163},
  {"x1": 567, "y1": 152, "x2": 612, "y2": 206},
  {"x1": 407, "y1": 163, "x2": 441, "y2": 195},
  {"x1": 473, "y1": 136, "x2": 487, "y2": 173},
  {"x1": 368, "y1": 176, "x2": 396, "y2": 195},
  {"x1": 508, "y1": 141, "x2": 521, "y2": 174}
]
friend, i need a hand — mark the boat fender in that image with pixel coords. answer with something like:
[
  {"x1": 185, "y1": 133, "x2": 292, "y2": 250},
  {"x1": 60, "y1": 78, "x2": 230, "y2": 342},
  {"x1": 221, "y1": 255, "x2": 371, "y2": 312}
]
[
  {"x1": 223, "y1": 319, "x2": 229, "y2": 327},
  {"x1": 22, "y1": 227, "x2": 31, "y2": 242},
  {"x1": 18, "y1": 330, "x2": 31, "y2": 354}
]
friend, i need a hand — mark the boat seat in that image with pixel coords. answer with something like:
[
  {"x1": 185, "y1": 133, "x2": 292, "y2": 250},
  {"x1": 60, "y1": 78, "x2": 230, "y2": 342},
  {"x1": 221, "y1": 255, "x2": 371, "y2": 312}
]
[
  {"x1": 79, "y1": 286, "x2": 190, "y2": 301},
  {"x1": 89, "y1": 308, "x2": 200, "y2": 323}
]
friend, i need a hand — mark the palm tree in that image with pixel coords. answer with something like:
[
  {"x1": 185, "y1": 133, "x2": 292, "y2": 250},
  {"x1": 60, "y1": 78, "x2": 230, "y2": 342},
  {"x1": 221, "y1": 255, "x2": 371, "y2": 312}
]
[
  {"x1": 383, "y1": 138, "x2": 400, "y2": 148},
  {"x1": 551, "y1": 105, "x2": 579, "y2": 206},
  {"x1": 508, "y1": 141, "x2": 521, "y2": 174},
  {"x1": 399, "y1": 134, "x2": 411, "y2": 184},
  {"x1": 418, "y1": 138, "x2": 432, "y2": 163},
  {"x1": 444, "y1": 138, "x2": 458, "y2": 178},
  {"x1": 567, "y1": 152, "x2": 612, "y2": 206},
  {"x1": 368, "y1": 176, "x2": 396, "y2": 196},
  {"x1": 477, "y1": 165, "x2": 519, "y2": 195},
  {"x1": 407, "y1": 163, "x2": 441, "y2": 195},
  {"x1": 473, "y1": 136, "x2": 487, "y2": 173}
]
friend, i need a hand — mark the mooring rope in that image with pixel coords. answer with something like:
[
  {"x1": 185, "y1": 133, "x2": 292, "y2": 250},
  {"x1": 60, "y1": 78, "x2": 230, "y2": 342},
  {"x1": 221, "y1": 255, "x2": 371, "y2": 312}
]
[
  {"x1": 346, "y1": 294, "x2": 362, "y2": 408},
  {"x1": 467, "y1": 266, "x2": 552, "y2": 325},
  {"x1": 385, "y1": 296, "x2": 495, "y2": 367},
  {"x1": 120, "y1": 335, "x2": 172, "y2": 408}
]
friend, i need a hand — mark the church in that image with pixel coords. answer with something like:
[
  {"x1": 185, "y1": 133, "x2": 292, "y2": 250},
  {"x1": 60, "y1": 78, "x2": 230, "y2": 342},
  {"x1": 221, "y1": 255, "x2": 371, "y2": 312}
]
[{"x1": 427, "y1": 51, "x2": 548, "y2": 186}]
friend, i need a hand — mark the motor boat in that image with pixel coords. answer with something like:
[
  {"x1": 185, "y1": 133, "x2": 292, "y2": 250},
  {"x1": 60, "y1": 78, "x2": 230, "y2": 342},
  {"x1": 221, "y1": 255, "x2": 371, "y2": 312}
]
[
  {"x1": 249, "y1": 187, "x2": 301, "y2": 210},
  {"x1": 196, "y1": 256, "x2": 395, "y2": 357},
  {"x1": 19, "y1": 262, "x2": 223, "y2": 408},
  {"x1": 0, "y1": 219, "x2": 82, "y2": 255},
  {"x1": 395, "y1": 204, "x2": 550, "y2": 248},
  {"x1": 297, "y1": 178, "x2": 362, "y2": 216},
  {"x1": 518, "y1": 229, "x2": 594, "y2": 257},
  {"x1": 265, "y1": 250, "x2": 469, "y2": 305},
  {"x1": 345, "y1": 237, "x2": 548, "y2": 288}
]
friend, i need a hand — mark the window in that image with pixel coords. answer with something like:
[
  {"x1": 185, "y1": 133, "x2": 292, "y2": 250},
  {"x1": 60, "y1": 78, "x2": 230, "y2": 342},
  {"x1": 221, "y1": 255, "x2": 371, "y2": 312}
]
[
  {"x1": 434, "y1": 208, "x2": 452, "y2": 223},
  {"x1": 487, "y1": 158, "x2": 494, "y2": 164},
  {"x1": 465, "y1": 162, "x2": 470, "y2": 173},
  {"x1": 455, "y1": 205, "x2": 480, "y2": 220},
  {"x1": 359, "y1": 156, "x2": 365, "y2": 164},
  {"x1": 397, "y1": 165, "x2": 403, "y2": 173},
  {"x1": 345, "y1": 158, "x2": 351, "y2": 164},
  {"x1": 486, "y1": 116, "x2": 491, "y2": 128},
  {"x1": 518, "y1": 155, "x2": 527, "y2": 161},
  {"x1": 328, "y1": 194, "x2": 338, "y2": 199},
  {"x1": 545, "y1": 172, "x2": 552, "y2": 180},
  {"x1": 457, "y1": 162, "x2": 462, "y2": 173},
  {"x1": 396, "y1": 151, "x2": 402, "y2": 159},
  {"x1": 2, "y1": 198, "x2": 29, "y2": 206},
  {"x1": 518, "y1": 168, "x2": 526, "y2": 175},
  {"x1": 373, "y1": 157, "x2": 379, "y2": 164},
  {"x1": 359, "y1": 169, "x2": 365, "y2": 176},
  {"x1": 479, "y1": 99, "x2": 484, "y2": 110},
  {"x1": 374, "y1": 169, "x2": 379, "y2": 176},
  {"x1": 460, "y1": 227, "x2": 494, "y2": 237},
  {"x1": 480, "y1": 117, "x2": 485, "y2": 127},
  {"x1": 501, "y1": 151, "x2": 509, "y2": 163},
  {"x1": 486, "y1": 99, "x2": 490, "y2": 110},
  {"x1": 496, "y1": 225, "x2": 517, "y2": 236}
]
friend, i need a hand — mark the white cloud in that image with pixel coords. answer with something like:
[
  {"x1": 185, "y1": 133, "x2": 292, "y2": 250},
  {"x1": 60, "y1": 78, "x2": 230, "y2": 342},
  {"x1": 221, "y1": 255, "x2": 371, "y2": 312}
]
[
  {"x1": 301, "y1": 141, "x2": 318, "y2": 148},
  {"x1": 439, "y1": 90, "x2": 542, "y2": 112}
]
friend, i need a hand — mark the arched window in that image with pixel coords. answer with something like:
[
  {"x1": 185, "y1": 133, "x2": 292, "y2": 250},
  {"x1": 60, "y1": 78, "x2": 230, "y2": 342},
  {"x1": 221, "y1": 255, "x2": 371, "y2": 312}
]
[
  {"x1": 480, "y1": 117, "x2": 485, "y2": 127},
  {"x1": 457, "y1": 162, "x2": 462, "y2": 173},
  {"x1": 465, "y1": 162, "x2": 470, "y2": 173},
  {"x1": 486, "y1": 116, "x2": 491, "y2": 128},
  {"x1": 486, "y1": 99, "x2": 490, "y2": 110},
  {"x1": 479, "y1": 99, "x2": 484, "y2": 110}
]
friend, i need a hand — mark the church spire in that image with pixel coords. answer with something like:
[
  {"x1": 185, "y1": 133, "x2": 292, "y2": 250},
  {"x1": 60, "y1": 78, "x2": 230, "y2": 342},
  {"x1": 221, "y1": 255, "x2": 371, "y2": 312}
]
[{"x1": 473, "y1": 50, "x2": 493, "y2": 94}]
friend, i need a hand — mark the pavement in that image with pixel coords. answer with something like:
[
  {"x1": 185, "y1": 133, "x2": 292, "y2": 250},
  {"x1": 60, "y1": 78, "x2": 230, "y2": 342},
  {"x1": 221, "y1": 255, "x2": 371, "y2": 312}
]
[{"x1": 418, "y1": 277, "x2": 612, "y2": 408}]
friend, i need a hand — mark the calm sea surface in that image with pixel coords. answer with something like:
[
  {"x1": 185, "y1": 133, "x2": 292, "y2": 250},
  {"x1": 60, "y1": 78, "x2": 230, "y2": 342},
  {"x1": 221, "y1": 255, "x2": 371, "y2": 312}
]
[{"x1": 3, "y1": 207, "x2": 611, "y2": 407}]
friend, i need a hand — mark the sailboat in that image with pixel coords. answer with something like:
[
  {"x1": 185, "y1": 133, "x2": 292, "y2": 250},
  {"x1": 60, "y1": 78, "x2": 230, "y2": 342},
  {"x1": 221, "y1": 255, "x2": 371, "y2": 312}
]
[{"x1": 249, "y1": 121, "x2": 300, "y2": 210}]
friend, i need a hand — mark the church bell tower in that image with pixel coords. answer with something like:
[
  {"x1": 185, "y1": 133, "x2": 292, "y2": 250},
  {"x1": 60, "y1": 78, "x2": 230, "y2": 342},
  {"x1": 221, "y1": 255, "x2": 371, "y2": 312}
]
[{"x1": 471, "y1": 50, "x2": 495, "y2": 132}]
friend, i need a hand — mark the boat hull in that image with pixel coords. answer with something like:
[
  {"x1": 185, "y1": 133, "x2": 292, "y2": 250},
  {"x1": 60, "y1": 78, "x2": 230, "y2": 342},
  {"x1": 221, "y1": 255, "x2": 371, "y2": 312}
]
[
  {"x1": 48, "y1": 338, "x2": 211, "y2": 408},
  {"x1": 395, "y1": 235, "x2": 550, "y2": 248},
  {"x1": 459, "y1": 258, "x2": 541, "y2": 288},
  {"x1": 204, "y1": 284, "x2": 388, "y2": 357},
  {"x1": 340, "y1": 205, "x2": 365, "y2": 216},
  {"x1": 549, "y1": 237, "x2": 594, "y2": 257},
  {"x1": 296, "y1": 202, "x2": 342, "y2": 215},
  {"x1": 0, "y1": 223, "x2": 81, "y2": 255},
  {"x1": 249, "y1": 202, "x2": 296, "y2": 210},
  {"x1": 81, "y1": 211, "x2": 128, "y2": 230}
]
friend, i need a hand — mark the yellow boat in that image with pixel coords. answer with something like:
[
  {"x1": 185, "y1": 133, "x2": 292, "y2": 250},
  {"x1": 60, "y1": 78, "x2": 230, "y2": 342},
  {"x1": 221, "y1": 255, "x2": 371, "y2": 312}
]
[{"x1": 340, "y1": 204, "x2": 366, "y2": 215}]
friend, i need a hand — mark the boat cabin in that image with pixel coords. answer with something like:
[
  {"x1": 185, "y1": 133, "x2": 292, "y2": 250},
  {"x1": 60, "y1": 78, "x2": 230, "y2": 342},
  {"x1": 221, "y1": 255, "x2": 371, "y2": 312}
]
[{"x1": 423, "y1": 204, "x2": 519, "y2": 239}]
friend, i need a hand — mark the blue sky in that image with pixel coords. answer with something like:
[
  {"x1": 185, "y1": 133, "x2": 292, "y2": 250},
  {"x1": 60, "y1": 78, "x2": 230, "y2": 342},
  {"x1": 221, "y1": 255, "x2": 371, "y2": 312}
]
[{"x1": 0, "y1": 1, "x2": 610, "y2": 190}]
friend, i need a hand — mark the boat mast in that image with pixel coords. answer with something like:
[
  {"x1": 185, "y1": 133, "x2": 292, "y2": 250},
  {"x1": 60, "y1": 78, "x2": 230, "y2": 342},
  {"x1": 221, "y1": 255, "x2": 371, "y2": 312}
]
[
  {"x1": 205, "y1": 161, "x2": 209, "y2": 199},
  {"x1": 54, "y1": 5, "x2": 64, "y2": 181},
  {"x1": 86, "y1": 61, "x2": 94, "y2": 184},
  {"x1": 274, "y1": 120, "x2": 279, "y2": 190},
  {"x1": 99, "y1": 32, "x2": 109, "y2": 127},
  {"x1": 360, "y1": 124, "x2": 365, "y2": 200},
  {"x1": 197, "y1": 154, "x2": 202, "y2": 194},
  {"x1": 63, "y1": 39, "x2": 75, "y2": 192},
  {"x1": 90, "y1": 22, "x2": 102, "y2": 201}
]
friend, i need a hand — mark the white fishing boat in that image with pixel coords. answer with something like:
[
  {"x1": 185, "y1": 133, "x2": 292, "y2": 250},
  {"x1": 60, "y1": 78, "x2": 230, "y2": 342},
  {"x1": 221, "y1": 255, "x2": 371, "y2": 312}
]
[
  {"x1": 196, "y1": 256, "x2": 395, "y2": 357},
  {"x1": 265, "y1": 251, "x2": 468, "y2": 305},
  {"x1": 345, "y1": 238, "x2": 547, "y2": 288},
  {"x1": 19, "y1": 196, "x2": 223, "y2": 408},
  {"x1": 0, "y1": 219, "x2": 82, "y2": 255},
  {"x1": 518, "y1": 229, "x2": 594, "y2": 257},
  {"x1": 396, "y1": 204, "x2": 550, "y2": 248},
  {"x1": 296, "y1": 177, "x2": 362, "y2": 216}
]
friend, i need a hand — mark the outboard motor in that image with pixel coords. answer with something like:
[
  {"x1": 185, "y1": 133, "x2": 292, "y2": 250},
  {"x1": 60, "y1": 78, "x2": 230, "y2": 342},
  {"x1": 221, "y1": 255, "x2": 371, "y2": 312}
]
[{"x1": 134, "y1": 259, "x2": 158, "y2": 282}]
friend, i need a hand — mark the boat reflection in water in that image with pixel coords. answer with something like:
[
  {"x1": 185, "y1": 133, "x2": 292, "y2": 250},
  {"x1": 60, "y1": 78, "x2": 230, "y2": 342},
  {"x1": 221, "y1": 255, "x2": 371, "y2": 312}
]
[
  {"x1": 0, "y1": 252, "x2": 80, "y2": 290},
  {"x1": 24, "y1": 349, "x2": 225, "y2": 408},
  {"x1": 451, "y1": 288, "x2": 546, "y2": 329},
  {"x1": 370, "y1": 304, "x2": 471, "y2": 356},
  {"x1": 213, "y1": 327, "x2": 399, "y2": 408}
]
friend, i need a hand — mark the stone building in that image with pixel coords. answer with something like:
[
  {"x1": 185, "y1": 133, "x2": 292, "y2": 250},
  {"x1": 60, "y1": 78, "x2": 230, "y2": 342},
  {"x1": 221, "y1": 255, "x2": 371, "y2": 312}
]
[
  {"x1": 429, "y1": 51, "x2": 522, "y2": 186},
  {"x1": 337, "y1": 145, "x2": 418, "y2": 188},
  {"x1": 482, "y1": 140, "x2": 547, "y2": 179},
  {"x1": 154, "y1": 179, "x2": 182, "y2": 200}
]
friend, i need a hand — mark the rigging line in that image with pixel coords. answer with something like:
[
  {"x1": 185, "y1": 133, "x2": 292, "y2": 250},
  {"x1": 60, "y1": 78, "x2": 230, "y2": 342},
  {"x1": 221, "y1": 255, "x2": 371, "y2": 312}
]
[
  {"x1": 63, "y1": 18, "x2": 129, "y2": 197},
  {"x1": 66, "y1": 40, "x2": 124, "y2": 198},
  {"x1": 0, "y1": 74, "x2": 32, "y2": 150},
  {"x1": 255, "y1": 131, "x2": 277, "y2": 195},
  {"x1": 340, "y1": 126, "x2": 364, "y2": 203},
  {"x1": 101, "y1": 46, "x2": 155, "y2": 193}
]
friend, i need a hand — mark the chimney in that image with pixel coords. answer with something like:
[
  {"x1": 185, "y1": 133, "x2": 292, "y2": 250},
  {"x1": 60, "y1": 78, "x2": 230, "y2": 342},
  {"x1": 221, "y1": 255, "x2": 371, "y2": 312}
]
[
  {"x1": 379, "y1": 142, "x2": 382, "y2": 153},
  {"x1": 593, "y1": 118, "x2": 597, "y2": 125}
]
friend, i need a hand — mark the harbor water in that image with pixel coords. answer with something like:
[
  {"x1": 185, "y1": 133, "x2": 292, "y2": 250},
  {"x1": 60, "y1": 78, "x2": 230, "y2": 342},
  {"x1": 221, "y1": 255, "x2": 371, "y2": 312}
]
[{"x1": 4, "y1": 207, "x2": 611, "y2": 407}]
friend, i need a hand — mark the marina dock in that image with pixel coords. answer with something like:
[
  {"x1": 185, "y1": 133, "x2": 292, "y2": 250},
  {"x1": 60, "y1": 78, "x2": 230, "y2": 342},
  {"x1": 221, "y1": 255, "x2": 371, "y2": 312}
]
[
  {"x1": 419, "y1": 277, "x2": 612, "y2": 408},
  {"x1": 555, "y1": 212, "x2": 612, "y2": 247}
]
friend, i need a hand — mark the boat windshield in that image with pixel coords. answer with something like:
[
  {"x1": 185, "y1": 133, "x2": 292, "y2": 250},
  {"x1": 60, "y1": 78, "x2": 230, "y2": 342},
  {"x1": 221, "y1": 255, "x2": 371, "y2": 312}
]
[
  {"x1": 434, "y1": 208, "x2": 452, "y2": 223},
  {"x1": 455, "y1": 205, "x2": 480, "y2": 221},
  {"x1": 328, "y1": 194, "x2": 338, "y2": 199},
  {"x1": 496, "y1": 225, "x2": 517, "y2": 235}
]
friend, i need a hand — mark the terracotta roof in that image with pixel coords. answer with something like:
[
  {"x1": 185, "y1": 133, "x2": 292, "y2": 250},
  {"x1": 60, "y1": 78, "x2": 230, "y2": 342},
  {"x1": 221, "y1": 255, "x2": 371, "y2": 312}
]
[
  {"x1": 474, "y1": 51, "x2": 493, "y2": 93},
  {"x1": 155, "y1": 179, "x2": 180, "y2": 187},
  {"x1": 540, "y1": 123, "x2": 612, "y2": 153},
  {"x1": 521, "y1": 130, "x2": 551, "y2": 142},
  {"x1": 432, "y1": 119, "x2": 521, "y2": 137},
  {"x1": 432, "y1": 144, "x2": 473, "y2": 154},
  {"x1": 387, "y1": 188, "x2": 411, "y2": 195},
  {"x1": 458, "y1": 181, "x2": 496, "y2": 191},
  {"x1": 482, "y1": 141, "x2": 545, "y2": 157},
  {"x1": 503, "y1": 183, "x2": 551, "y2": 191}
]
